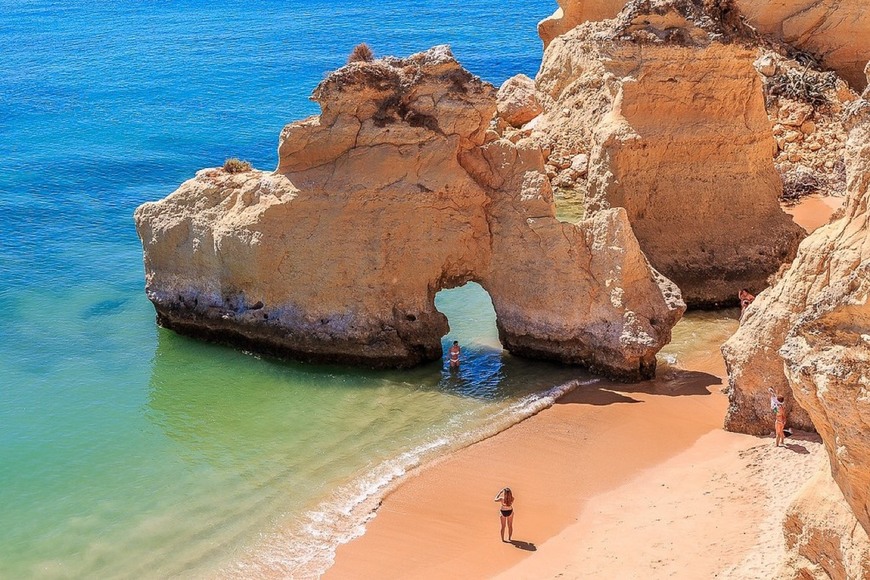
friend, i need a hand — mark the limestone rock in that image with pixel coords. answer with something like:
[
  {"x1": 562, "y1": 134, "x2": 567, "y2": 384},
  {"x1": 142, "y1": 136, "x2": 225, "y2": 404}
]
[
  {"x1": 570, "y1": 153, "x2": 588, "y2": 176},
  {"x1": 473, "y1": 139, "x2": 684, "y2": 377},
  {"x1": 535, "y1": 0, "x2": 805, "y2": 307},
  {"x1": 780, "y1": 469, "x2": 870, "y2": 580},
  {"x1": 755, "y1": 54, "x2": 777, "y2": 77},
  {"x1": 496, "y1": 74, "x2": 542, "y2": 128},
  {"x1": 763, "y1": 54, "x2": 858, "y2": 200},
  {"x1": 538, "y1": 0, "x2": 626, "y2": 48},
  {"x1": 772, "y1": 79, "x2": 870, "y2": 579},
  {"x1": 721, "y1": 93, "x2": 870, "y2": 437},
  {"x1": 135, "y1": 46, "x2": 685, "y2": 379},
  {"x1": 535, "y1": 0, "x2": 870, "y2": 92},
  {"x1": 735, "y1": 0, "x2": 870, "y2": 91},
  {"x1": 780, "y1": 172, "x2": 870, "y2": 533}
]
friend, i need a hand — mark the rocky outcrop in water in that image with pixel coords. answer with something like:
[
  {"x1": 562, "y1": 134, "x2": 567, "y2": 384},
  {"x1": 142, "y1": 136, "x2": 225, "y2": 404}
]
[
  {"x1": 135, "y1": 46, "x2": 685, "y2": 380},
  {"x1": 533, "y1": 0, "x2": 805, "y2": 307}
]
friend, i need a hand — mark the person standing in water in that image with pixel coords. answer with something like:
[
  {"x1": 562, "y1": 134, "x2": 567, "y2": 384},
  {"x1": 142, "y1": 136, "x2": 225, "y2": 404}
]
[
  {"x1": 494, "y1": 487, "x2": 514, "y2": 542},
  {"x1": 448, "y1": 340, "x2": 460, "y2": 369}
]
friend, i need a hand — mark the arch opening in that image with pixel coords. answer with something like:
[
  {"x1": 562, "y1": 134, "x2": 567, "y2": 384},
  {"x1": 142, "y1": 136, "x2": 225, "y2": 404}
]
[{"x1": 432, "y1": 282, "x2": 504, "y2": 398}]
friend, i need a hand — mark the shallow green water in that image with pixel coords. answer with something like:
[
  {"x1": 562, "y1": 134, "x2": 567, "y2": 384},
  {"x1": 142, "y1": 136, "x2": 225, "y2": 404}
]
[{"x1": 0, "y1": 283, "x2": 591, "y2": 578}]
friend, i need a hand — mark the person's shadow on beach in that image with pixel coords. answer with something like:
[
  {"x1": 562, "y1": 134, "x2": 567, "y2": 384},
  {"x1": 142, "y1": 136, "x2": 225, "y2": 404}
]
[
  {"x1": 510, "y1": 540, "x2": 536, "y2": 551},
  {"x1": 783, "y1": 442, "x2": 810, "y2": 454}
]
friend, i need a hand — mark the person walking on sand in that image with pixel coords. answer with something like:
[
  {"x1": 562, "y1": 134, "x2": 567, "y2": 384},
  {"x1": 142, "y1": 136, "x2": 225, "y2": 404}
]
[
  {"x1": 448, "y1": 340, "x2": 460, "y2": 369},
  {"x1": 494, "y1": 487, "x2": 514, "y2": 542}
]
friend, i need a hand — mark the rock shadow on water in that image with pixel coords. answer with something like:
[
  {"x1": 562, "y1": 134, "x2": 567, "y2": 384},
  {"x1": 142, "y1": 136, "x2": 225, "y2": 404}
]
[
  {"x1": 82, "y1": 297, "x2": 129, "y2": 318},
  {"x1": 144, "y1": 328, "x2": 590, "y2": 460},
  {"x1": 434, "y1": 341, "x2": 592, "y2": 401}
]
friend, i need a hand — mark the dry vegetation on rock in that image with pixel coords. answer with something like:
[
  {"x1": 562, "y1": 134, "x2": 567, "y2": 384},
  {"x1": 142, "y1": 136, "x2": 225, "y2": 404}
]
[
  {"x1": 222, "y1": 158, "x2": 252, "y2": 173},
  {"x1": 347, "y1": 43, "x2": 374, "y2": 63}
]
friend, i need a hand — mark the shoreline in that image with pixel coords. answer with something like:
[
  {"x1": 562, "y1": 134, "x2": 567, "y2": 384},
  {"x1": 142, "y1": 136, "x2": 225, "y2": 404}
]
[
  {"x1": 322, "y1": 196, "x2": 836, "y2": 579},
  {"x1": 324, "y1": 344, "x2": 738, "y2": 578},
  {"x1": 324, "y1": 335, "x2": 826, "y2": 580}
]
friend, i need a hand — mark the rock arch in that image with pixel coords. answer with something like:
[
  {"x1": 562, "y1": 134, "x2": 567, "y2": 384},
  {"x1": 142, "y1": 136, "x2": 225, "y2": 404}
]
[{"x1": 135, "y1": 46, "x2": 685, "y2": 381}]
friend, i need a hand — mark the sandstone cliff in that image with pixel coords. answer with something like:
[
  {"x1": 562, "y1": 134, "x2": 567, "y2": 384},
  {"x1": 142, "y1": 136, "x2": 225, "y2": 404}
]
[
  {"x1": 533, "y1": 0, "x2": 805, "y2": 307},
  {"x1": 537, "y1": 0, "x2": 870, "y2": 93},
  {"x1": 736, "y1": 0, "x2": 870, "y2": 92},
  {"x1": 779, "y1": 90, "x2": 870, "y2": 528},
  {"x1": 135, "y1": 46, "x2": 685, "y2": 379},
  {"x1": 722, "y1": 80, "x2": 870, "y2": 436},
  {"x1": 780, "y1": 469, "x2": 870, "y2": 580}
]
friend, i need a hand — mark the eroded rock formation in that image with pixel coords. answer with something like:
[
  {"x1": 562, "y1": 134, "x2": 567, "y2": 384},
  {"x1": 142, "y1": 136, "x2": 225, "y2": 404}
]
[
  {"x1": 537, "y1": 0, "x2": 870, "y2": 93},
  {"x1": 135, "y1": 46, "x2": 685, "y2": 380},
  {"x1": 779, "y1": 92, "x2": 870, "y2": 527},
  {"x1": 496, "y1": 74, "x2": 542, "y2": 128},
  {"x1": 756, "y1": 52, "x2": 858, "y2": 200},
  {"x1": 533, "y1": 0, "x2": 805, "y2": 307},
  {"x1": 722, "y1": 83, "x2": 870, "y2": 437},
  {"x1": 538, "y1": 0, "x2": 625, "y2": 49},
  {"x1": 780, "y1": 469, "x2": 870, "y2": 580},
  {"x1": 736, "y1": 0, "x2": 870, "y2": 92}
]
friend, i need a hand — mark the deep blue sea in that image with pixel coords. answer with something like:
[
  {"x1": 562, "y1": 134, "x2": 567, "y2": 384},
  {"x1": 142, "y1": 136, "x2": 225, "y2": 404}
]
[{"x1": 0, "y1": 1, "x2": 587, "y2": 577}]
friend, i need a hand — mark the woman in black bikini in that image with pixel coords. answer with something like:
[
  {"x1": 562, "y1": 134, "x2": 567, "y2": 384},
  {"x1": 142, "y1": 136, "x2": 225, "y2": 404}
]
[{"x1": 494, "y1": 487, "x2": 514, "y2": 542}]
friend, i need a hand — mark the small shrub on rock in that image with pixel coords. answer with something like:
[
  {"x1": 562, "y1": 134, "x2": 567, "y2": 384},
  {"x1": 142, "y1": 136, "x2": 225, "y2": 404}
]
[
  {"x1": 768, "y1": 68, "x2": 836, "y2": 107},
  {"x1": 348, "y1": 43, "x2": 374, "y2": 64},
  {"x1": 223, "y1": 158, "x2": 252, "y2": 173}
]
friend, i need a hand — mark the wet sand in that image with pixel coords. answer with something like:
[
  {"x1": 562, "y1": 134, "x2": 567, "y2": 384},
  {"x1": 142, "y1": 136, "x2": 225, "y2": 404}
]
[
  {"x1": 324, "y1": 196, "x2": 837, "y2": 579},
  {"x1": 784, "y1": 194, "x2": 844, "y2": 232}
]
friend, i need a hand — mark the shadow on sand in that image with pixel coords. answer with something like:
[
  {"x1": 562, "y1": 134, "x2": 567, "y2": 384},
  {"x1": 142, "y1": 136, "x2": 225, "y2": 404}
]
[
  {"x1": 509, "y1": 540, "x2": 536, "y2": 551},
  {"x1": 783, "y1": 442, "x2": 811, "y2": 454},
  {"x1": 556, "y1": 368, "x2": 722, "y2": 407}
]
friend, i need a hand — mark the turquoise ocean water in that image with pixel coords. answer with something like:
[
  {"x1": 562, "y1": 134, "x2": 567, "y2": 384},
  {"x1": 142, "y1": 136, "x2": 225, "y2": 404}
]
[
  {"x1": 0, "y1": 3, "x2": 745, "y2": 577},
  {"x1": 0, "y1": 1, "x2": 614, "y2": 577}
]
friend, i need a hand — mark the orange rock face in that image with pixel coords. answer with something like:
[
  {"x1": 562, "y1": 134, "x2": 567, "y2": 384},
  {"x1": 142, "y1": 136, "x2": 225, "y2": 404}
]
[
  {"x1": 538, "y1": 0, "x2": 626, "y2": 48},
  {"x1": 735, "y1": 0, "x2": 870, "y2": 92},
  {"x1": 537, "y1": 0, "x2": 870, "y2": 93},
  {"x1": 781, "y1": 468, "x2": 870, "y2": 579},
  {"x1": 779, "y1": 93, "x2": 870, "y2": 531},
  {"x1": 135, "y1": 46, "x2": 685, "y2": 380},
  {"x1": 534, "y1": 1, "x2": 805, "y2": 307},
  {"x1": 722, "y1": 90, "x2": 870, "y2": 438}
]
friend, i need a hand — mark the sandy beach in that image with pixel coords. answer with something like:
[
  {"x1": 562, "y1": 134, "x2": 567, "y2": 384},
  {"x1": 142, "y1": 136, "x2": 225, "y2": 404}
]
[{"x1": 324, "y1": 198, "x2": 835, "y2": 579}]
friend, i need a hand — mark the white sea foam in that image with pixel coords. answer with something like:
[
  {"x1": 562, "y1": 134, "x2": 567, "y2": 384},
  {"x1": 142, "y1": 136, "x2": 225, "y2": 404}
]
[{"x1": 221, "y1": 377, "x2": 599, "y2": 579}]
